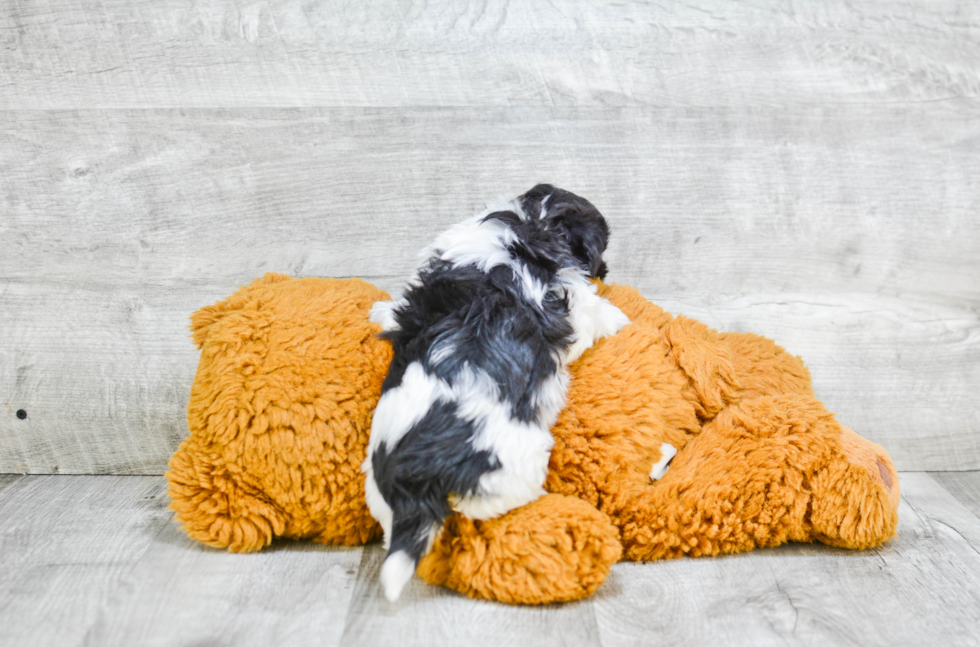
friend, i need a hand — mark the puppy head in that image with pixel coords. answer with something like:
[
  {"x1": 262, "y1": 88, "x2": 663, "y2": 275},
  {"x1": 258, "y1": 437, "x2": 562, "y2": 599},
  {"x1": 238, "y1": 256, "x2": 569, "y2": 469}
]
[{"x1": 520, "y1": 184, "x2": 610, "y2": 280}]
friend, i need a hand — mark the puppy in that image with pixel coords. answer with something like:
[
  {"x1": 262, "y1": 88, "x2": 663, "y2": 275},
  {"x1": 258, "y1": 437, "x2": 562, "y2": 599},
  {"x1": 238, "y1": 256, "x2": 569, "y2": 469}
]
[{"x1": 363, "y1": 184, "x2": 630, "y2": 602}]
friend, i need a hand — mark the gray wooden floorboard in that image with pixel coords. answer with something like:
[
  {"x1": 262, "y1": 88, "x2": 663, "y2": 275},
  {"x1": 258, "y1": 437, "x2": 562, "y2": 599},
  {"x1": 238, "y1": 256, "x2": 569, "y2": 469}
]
[
  {"x1": 86, "y1": 523, "x2": 364, "y2": 647},
  {"x1": 0, "y1": 475, "x2": 21, "y2": 495},
  {"x1": 0, "y1": 475, "x2": 172, "y2": 647},
  {"x1": 931, "y1": 471, "x2": 980, "y2": 522},
  {"x1": 2, "y1": 105, "x2": 978, "y2": 473},
  {"x1": 1, "y1": 474, "x2": 979, "y2": 646},
  {"x1": 1, "y1": 0, "x2": 976, "y2": 109},
  {"x1": 341, "y1": 545, "x2": 601, "y2": 647}
]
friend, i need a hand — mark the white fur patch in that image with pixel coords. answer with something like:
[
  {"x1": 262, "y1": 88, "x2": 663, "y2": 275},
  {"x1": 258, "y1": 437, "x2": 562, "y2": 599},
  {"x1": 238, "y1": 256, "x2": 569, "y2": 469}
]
[
  {"x1": 448, "y1": 366, "x2": 555, "y2": 520},
  {"x1": 362, "y1": 469, "x2": 393, "y2": 548},
  {"x1": 530, "y1": 369, "x2": 570, "y2": 429},
  {"x1": 368, "y1": 362, "x2": 452, "y2": 453},
  {"x1": 380, "y1": 550, "x2": 416, "y2": 603},
  {"x1": 406, "y1": 199, "x2": 550, "y2": 306},
  {"x1": 556, "y1": 268, "x2": 631, "y2": 365},
  {"x1": 512, "y1": 263, "x2": 548, "y2": 306},
  {"x1": 650, "y1": 442, "x2": 677, "y2": 481},
  {"x1": 426, "y1": 212, "x2": 518, "y2": 274},
  {"x1": 538, "y1": 193, "x2": 550, "y2": 218},
  {"x1": 368, "y1": 299, "x2": 404, "y2": 333},
  {"x1": 427, "y1": 341, "x2": 456, "y2": 366},
  {"x1": 364, "y1": 361, "x2": 454, "y2": 549}
]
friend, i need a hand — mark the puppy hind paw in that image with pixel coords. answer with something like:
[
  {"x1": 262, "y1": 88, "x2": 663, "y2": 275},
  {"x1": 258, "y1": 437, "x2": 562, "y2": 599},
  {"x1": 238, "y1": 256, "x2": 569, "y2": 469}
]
[{"x1": 649, "y1": 442, "x2": 678, "y2": 481}]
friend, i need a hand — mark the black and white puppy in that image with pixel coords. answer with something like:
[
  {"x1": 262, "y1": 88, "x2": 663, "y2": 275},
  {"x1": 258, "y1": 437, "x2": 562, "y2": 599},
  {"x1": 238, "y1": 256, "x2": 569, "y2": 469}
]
[{"x1": 363, "y1": 184, "x2": 630, "y2": 602}]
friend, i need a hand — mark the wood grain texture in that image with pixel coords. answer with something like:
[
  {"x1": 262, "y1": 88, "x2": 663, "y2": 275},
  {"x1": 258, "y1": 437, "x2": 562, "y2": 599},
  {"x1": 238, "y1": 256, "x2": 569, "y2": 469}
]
[
  {"x1": 1, "y1": 473, "x2": 978, "y2": 646},
  {"x1": 86, "y1": 524, "x2": 364, "y2": 647},
  {"x1": 0, "y1": 282, "x2": 218, "y2": 474},
  {"x1": 1, "y1": 105, "x2": 977, "y2": 472},
  {"x1": 0, "y1": 475, "x2": 21, "y2": 495},
  {"x1": 594, "y1": 471, "x2": 980, "y2": 647},
  {"x1": 341, "y1": 545, "x2": 601, "y2": 647},
  {"x1": 1, "y1": 0, "x2": 978, "y2": 109},
  {"x1": 3, "y1": 106, "x2": 978, "y2": 297},
  {"x1": 931, "y1": 471, "x2": 980, "y2": 524},
  {"x1": 0, "y1": 475, "x2": 172, "y2": 647}
]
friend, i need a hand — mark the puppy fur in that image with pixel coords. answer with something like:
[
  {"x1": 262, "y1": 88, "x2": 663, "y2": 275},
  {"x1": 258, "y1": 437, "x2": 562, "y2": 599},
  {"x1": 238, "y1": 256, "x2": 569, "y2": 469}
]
[{"x1": 363, "y1": 184, "x2": 630, "y2": 602}]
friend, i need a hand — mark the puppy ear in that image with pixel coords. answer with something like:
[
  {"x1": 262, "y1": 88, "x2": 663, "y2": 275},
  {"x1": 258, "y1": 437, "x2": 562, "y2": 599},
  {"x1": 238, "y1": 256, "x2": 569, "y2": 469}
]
[
  {"x1": 523, "y1": 186, "x2": 610, "y2": 279},
  {"x1": 560, "y1": 209, "x2": 610, "y2": 279},
  {"x1": 594, "y1": 260, "x2": 609, "y2": 282}
]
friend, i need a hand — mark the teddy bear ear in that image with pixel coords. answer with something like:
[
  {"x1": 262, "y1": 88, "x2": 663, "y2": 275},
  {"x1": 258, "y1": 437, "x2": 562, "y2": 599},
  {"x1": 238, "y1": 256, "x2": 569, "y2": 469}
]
[
  {"x1": 189, "y1": 273, "x2": 293, "y2": 348},
  {"x1": 189, "y1": 304, "x2": 221, "y2": 349}
]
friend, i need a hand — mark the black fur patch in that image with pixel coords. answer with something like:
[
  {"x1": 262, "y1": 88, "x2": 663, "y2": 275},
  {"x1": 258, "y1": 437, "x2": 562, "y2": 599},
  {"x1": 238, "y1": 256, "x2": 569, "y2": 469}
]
[
  {"x1": 372, "y1": 400, "x2": 499, "y2": 556},
  {"x1": 372, "y1": 184, "x2": 613, "y2": 567},
  {"x1": 381, "y1": 260, "x2": 573, "y2": 421}
]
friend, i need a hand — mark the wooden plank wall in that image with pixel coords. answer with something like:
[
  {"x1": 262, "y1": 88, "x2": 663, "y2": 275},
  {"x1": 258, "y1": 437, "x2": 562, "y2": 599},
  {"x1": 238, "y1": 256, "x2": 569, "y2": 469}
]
[{"x1": 0, "y1": 0, "x2": 977, "y2": 474}]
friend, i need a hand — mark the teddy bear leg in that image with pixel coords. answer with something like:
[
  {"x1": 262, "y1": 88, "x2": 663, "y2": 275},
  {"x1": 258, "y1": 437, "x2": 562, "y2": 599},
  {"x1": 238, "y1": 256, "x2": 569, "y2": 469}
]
[
  {"x1": 616, "y1": 395, "x2": 899, "y2": 561},
  {"x1": 166, "y1": 439, "x2": 287, "y2": 553},
  {"x1": 416, "y1": 493, "x2": 622, "y2": 604}
]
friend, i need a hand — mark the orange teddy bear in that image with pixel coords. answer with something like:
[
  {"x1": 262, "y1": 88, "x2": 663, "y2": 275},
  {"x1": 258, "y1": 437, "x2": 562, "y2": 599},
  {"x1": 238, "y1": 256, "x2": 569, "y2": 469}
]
[{"x1": 167, "y1": 273, "x2": 899, "y2": 604}]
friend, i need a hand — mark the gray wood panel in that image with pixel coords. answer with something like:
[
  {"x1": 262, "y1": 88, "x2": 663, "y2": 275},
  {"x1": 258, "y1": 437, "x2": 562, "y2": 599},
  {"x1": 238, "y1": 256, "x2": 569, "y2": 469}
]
[
  {"x1": 1, "y1": 106, "x2": 977, "y2": 472},
  {"x1": 1, "y1": 473, "x2": 979, "y2": 646},
  {"x1": 4, "y1": 106, "x2": 978, "y2": 298},
  {"x1": 1, "y1": 0, "x2": 977, "y2": 109},
  {"x1": 0, "y1": 283, "x2": 216, "y2": 474}
]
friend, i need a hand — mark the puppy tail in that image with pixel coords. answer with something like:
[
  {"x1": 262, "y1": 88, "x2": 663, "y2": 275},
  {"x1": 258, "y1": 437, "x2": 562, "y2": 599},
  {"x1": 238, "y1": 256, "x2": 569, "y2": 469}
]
[{"x1": 380, "y1": 507, "x2": 445, "y2": 603}]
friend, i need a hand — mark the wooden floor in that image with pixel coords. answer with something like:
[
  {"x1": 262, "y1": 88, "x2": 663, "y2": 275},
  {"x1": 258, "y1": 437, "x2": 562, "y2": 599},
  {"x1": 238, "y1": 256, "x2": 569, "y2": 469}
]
[{"x1": 0, "y1": 473, "x2": 978, "y2": 647}]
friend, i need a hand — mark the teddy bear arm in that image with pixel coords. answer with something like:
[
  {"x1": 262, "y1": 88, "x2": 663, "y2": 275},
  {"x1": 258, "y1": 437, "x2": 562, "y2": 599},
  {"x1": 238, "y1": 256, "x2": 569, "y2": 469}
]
[
  {"x1": 417, "y1": 493, "x2": 622, "y2": 605},
  {"x1": 718, "y1": 331, "x2": 816, "y2": 400}
]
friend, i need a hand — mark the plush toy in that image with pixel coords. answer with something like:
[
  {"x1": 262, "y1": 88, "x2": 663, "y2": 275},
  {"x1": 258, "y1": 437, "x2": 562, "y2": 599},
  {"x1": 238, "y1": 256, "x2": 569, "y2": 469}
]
[{"x1": 167, "y1": 273, "x2": 900, "y2": 604}]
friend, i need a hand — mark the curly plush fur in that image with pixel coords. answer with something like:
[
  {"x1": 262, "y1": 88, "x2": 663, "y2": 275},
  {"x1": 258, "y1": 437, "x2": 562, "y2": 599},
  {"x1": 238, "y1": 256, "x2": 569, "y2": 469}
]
[
  {"x1": 168, "y1": 274, "x2": 899, "y2": 604},
  {"x1": 168, "y1": 274, "x2": 389, "y2": 551}
]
